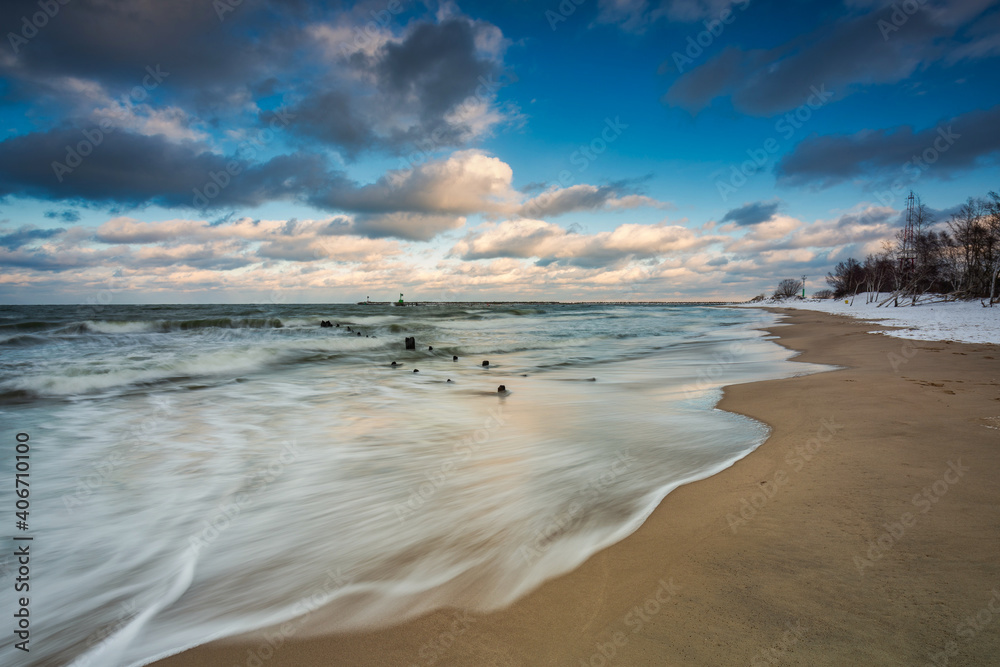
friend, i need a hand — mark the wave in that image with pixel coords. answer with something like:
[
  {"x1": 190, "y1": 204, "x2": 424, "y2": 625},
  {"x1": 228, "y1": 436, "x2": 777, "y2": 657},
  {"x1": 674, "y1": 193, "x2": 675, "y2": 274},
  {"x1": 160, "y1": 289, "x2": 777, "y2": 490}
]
[
  {"x1": 2, "y1": 335, "x2": 393, "y2": 399},
  {"x1": 0, "y1": 333, "x2": 49, "y2": 347},
  {"x1": 0, "y1": 317, "x2": 293, "y2": 336},
  {"x1": 76, "y1": 317, "x2": 287, "y2": 334},
  {"x1": 0, "y1": 320, "x2": 60, "y2": 331},
  {"x1": 493, "y1": 307, "x2": 545, "y2": 316},
  {"x1": 71, "y1": 546, "x2": 201, "y2": 667}
]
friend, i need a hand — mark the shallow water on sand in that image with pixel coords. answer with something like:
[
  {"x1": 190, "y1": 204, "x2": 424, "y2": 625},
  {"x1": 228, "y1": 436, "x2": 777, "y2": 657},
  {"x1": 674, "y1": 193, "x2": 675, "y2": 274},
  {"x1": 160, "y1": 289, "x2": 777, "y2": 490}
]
[{"x1": 0, "y1": 303, "x2": 825, "y2": 666}]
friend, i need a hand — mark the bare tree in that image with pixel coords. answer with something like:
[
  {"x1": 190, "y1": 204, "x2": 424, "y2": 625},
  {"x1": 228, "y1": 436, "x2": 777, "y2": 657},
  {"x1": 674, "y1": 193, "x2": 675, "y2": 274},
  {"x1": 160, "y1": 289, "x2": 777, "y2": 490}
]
[
  {"x1": 822, "y1": 188, "x2": 1000, "y2": 304},
  {"x1": 947, "y1": 198, "x2": 990, "y2": 296},
  {"x1": 774, "y1": 279, "x2": 802, "y2": 298},
  {"x1": 987, "y1": 191, "x2": 1000, "y2": 305},
  {"x1": 862, "y1": 252, "x2": 894, "y2": 302},
  {"x1": 826, "y1": 258, "x2": 864, "y2": 298}
]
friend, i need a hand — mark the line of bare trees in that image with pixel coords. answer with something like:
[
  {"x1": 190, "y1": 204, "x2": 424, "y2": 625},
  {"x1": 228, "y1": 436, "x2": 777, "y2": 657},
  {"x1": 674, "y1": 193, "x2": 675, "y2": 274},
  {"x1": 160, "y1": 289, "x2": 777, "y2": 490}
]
[{"x1": 826, "y1": 191, "x2": 1000, "y2": 305}]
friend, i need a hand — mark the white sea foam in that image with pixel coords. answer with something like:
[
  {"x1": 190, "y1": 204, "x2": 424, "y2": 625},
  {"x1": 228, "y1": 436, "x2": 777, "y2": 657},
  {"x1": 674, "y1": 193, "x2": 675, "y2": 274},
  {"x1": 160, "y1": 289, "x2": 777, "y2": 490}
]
[{"x1": 0, "y1": 304, "x2": 826, "y2": 667}]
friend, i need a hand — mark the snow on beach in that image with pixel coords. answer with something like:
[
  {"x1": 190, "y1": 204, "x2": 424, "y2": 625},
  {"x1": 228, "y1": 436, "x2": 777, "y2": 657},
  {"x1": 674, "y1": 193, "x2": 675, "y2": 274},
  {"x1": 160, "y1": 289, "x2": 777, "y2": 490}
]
[{"x1": 744, "y1": 294, "x2": 1000, "y2": 345}]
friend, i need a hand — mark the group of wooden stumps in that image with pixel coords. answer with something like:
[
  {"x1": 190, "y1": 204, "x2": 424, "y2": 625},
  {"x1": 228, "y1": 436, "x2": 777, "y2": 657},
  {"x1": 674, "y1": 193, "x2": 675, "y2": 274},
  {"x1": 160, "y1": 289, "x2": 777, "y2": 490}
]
[{"x1": 321, "y1": 322, "x2": 507, "y2": 393}]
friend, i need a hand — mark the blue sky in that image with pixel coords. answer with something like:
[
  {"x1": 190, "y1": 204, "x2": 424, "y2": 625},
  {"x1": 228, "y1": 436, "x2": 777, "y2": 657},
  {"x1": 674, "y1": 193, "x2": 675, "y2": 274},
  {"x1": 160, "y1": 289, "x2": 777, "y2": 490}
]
[{"x1": 1, "y1": 0, "x2": 998, "y2": 303}]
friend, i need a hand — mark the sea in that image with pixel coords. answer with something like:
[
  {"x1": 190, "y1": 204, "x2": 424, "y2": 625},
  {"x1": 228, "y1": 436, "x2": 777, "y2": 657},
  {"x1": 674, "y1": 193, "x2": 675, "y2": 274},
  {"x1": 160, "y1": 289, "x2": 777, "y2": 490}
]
[{"x1": 0, "y1": 303, "x2": 826, "y2": 667}]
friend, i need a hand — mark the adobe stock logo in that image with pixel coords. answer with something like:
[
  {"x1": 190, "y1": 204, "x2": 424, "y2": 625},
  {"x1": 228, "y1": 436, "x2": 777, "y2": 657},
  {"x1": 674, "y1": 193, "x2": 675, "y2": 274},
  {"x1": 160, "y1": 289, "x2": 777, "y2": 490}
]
[
  {"x1": 713, "y1": 84, "x2": 833, "y2": 202},
  {"x1": 50, "y1": 65, "x2": 171, "y2": 183},
  {"x1": 191, "y1": 107, "x2": 295, "y2": 208},
  {"x1": 877, "y1": 0, "x2": 929, "y2": 41},
  {"x1": 669, "y1": 0, "x2": 752, "y2": 74},
  {"x1": 545, "y1": 0, "x2": 587, "y2": 31},
  {"x1": 6, "y1": 0, "x2": 71, "y2": 54}
]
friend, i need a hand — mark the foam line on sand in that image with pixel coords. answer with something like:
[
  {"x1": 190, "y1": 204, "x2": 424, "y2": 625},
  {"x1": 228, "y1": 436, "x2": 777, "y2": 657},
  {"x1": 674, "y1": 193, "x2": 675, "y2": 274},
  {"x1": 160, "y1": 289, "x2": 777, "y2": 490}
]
[{"x1": 154, "y1": 309, "x2": 1000, "y2": 666}]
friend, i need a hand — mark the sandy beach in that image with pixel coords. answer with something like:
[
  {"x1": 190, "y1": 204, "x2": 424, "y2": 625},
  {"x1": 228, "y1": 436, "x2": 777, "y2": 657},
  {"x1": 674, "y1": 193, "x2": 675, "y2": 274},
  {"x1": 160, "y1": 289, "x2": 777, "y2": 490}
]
[{"x1": 156, "y1": 308, "x2": 1000, "y2": 667}]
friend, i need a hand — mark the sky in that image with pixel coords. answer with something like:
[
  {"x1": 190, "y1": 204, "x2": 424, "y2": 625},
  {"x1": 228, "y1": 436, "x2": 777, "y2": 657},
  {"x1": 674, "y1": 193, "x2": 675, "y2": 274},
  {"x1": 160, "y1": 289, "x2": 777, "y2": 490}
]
[{"x1": 1, "y1": 0, "x2": 998, "y2": 304}]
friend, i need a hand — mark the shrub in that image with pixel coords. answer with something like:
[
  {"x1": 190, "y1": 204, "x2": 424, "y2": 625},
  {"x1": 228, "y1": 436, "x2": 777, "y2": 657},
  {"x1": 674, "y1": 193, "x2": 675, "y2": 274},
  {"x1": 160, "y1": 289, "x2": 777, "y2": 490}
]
[{"x1": 774, "y1": 279, "x2": 802, "y2": 298}]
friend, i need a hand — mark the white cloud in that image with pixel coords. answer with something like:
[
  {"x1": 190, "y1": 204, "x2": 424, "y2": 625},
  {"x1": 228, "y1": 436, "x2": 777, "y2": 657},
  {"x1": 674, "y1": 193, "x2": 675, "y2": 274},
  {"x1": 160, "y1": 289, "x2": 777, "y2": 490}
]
[
  {"x1": 722, "y1": 206, "x2": 897, "y2": 257},
  {"x1": 341, "y1": 150, "x2": 518, "y2": 217},
  {"x1": 451, "y1": 218, "x2": 715, "y2": 266},
  {"x1": 443, "y1": 97, "x2": 509, "y2": 143},
  {"x1": 519, "y1": 184, "x2": 672, "y2": 218}
]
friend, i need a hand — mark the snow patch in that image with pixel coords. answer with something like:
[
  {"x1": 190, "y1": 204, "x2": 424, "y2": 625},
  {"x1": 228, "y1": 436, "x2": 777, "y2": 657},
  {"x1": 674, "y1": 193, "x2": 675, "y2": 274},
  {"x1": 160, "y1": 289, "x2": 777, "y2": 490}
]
[{"x1": 742, "y1": 294, "x2": 1000, "y2": 345}]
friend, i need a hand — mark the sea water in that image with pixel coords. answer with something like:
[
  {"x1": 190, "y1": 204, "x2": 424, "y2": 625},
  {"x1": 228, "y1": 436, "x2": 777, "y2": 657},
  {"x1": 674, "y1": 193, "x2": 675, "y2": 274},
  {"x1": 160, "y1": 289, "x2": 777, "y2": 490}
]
[{"x1": 0, "y1": 303, "x2": 825, "y2": 666}]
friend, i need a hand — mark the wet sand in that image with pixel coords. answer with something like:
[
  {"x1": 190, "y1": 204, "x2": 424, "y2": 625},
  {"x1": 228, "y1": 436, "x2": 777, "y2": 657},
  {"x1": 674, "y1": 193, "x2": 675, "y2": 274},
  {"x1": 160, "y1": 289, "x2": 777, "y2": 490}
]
[{"x1": 156, "y1": 309, "x2": 1000, "y2": 666}]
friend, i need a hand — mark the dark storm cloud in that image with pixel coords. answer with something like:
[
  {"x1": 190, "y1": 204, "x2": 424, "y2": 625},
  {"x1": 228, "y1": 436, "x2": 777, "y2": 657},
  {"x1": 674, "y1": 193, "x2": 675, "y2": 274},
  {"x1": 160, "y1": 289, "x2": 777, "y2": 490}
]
[
  {"x1": 775, "y1": 104, "x2": 1000, "y2": 188},
  {"x1": 283, "y1": 91, "x2": 376, "y2": 156},
  {"x1": 662, "y1": 0, "x2": 995, "y2": 115},
  {"x1": 661, "y1": 47, "x2": 760, "y2": 114},
  {"x1": 0, "y1": 225, "x2": 65, "y2": 250},
  {"x1": 3, "y1": 0, "x2": 511, "y2": 153},
  {"x1": 0, "y1": 128, "x2": 339, "y2": 209},
  {"x1": 0, "y1": 0, "x2": 282, "y2": 93},
  {"x1": 287, "y1": 19, "x2": 503, "y2": 155},
  {"x1": 721, "y1": 201, "x2": 779, "y2": 226},
  {"x1": 945, "y1": 6, "x2": 1000, "y2": 63},
  {"x1": 1, "y1": 1, "x2": 514, "y2": 221},
  {"x1": 378, "y1": 20, "x2": 495, "y2": 118},
  {"x1": 0, "y1": 128, "x2": 510, "y2": 242}
]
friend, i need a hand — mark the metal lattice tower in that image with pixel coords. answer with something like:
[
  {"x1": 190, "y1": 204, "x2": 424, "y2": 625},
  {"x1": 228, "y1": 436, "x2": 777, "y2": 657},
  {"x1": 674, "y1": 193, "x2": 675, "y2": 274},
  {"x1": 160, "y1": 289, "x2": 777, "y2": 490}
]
[{"x1": 900, "y1": 191, "x2": 917, "y2": 274}]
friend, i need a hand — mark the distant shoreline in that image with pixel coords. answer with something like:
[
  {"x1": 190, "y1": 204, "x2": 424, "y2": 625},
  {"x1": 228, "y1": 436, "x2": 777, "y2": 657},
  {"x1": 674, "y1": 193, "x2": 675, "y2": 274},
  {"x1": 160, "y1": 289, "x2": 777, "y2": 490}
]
[
  {"x1": 0, "y1": 301, "x2": 745, "y2": 307},
  {"x1": 353, "y1": 300, "x2": 743, "y2": 305}
]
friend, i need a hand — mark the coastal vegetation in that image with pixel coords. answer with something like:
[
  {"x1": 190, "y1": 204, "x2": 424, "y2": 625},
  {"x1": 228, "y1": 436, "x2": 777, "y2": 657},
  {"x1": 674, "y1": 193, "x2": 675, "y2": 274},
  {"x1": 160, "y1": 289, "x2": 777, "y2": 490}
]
[{"x1": 825, "y1": 191, "x2": 1000, "y2": 304}]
